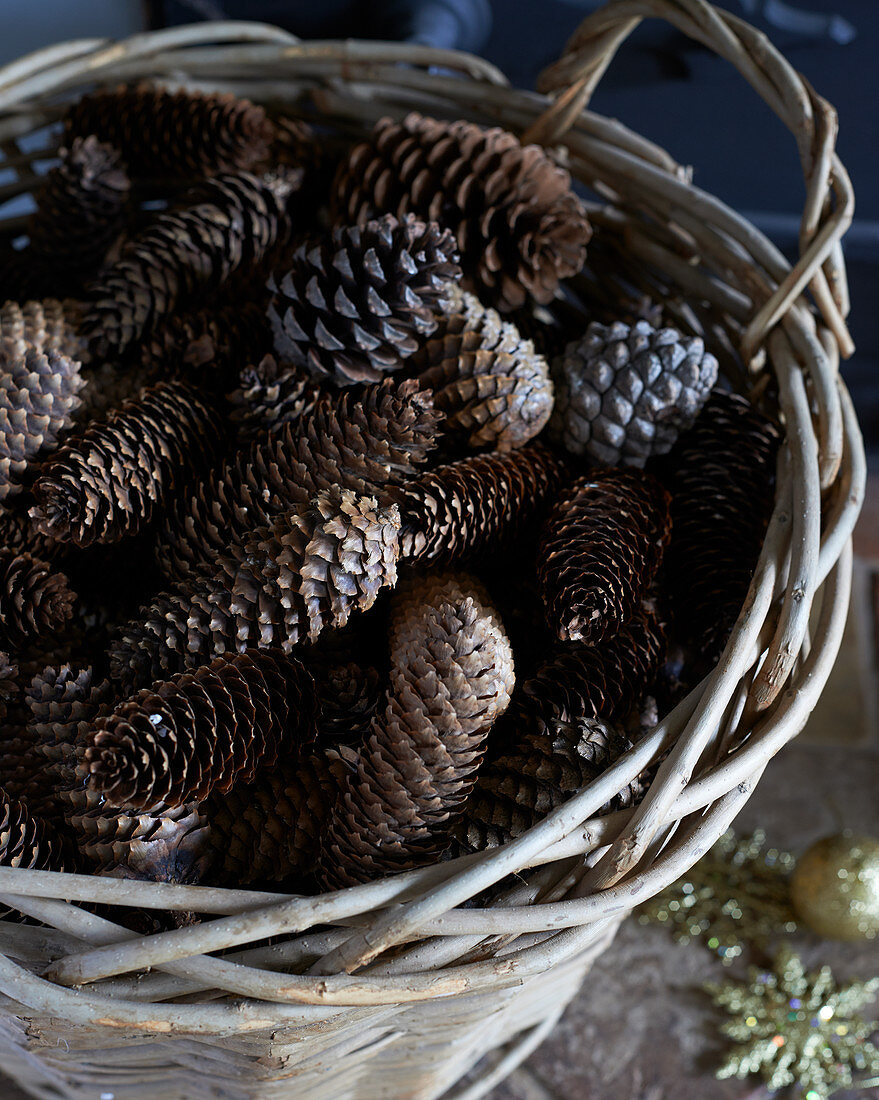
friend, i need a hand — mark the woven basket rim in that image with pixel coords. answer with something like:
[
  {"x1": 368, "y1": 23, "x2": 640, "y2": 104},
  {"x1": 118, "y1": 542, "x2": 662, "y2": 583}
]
[{"x1": 0, "y1": 0, "x2": 864, "y2": 1030}]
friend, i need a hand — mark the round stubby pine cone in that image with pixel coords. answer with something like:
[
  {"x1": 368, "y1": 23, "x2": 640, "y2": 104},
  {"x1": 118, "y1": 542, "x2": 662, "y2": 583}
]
[
  {"x1": 550, "y1": 319, "x2": 719, "y2": 467},
  {"x1": 0, "y1": 552, "x2": 76, "y2": 649},
  {"x1": 267, "y1": 214, "x2": 461, "y2": 386},
  {"x1": 537, "y1": 468, "x2": 671, "y2": 644},
  {"x1": 81, "y1": 649, "x2": 317, "y2": 811},
  {"x1": 332, "y1": 113, "x2": 591, "y2": 312}
]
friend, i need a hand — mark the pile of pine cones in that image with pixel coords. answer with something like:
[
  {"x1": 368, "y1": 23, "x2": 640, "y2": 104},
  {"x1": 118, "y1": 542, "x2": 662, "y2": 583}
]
[{"x1": 0, "y1": 85, "x2": 781, "y2": 899}]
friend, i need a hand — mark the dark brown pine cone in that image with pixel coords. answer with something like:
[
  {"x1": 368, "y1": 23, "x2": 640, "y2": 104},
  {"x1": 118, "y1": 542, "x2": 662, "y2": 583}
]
[
  {"x1": 392, "y1": 443, "x2": 571, "y2": 564},
  {"x1": 499, "y1": 606, "x2": 666, "y2": 748},
  {"x1": 0, "y1": 299, "x2": 82, "y2": 362},
  {"x1": 158, "y1": 378, "x2": 436, "y2": 580},
  {"x1": 409, "y1": 290, "x2": 553, "y2": 451},
  {"x1": 141, "y1": 300, "x2": 273, "y2": 386},
  {"x1": 111, "y1": 490, "x2": 403, "y2": 692},
  {"x1": 30, "y1": 380, "x2": 225, "y2": 548},
  {"x1": 267, "y1": 214, "x2": 461, "y2": 385},
  {"x1": 26, "y1": 137, "x2": 130, "y2": 290},
  {"x1": 0, "y1": 552, "x2": 75, "y2": 649},
  {"x1": 0, "y1": 346, "x2": 84, "y2": 505},
  {"x1": 537, "y1": 469, "x2": 671, "y2": 644},
  {"x1": 0, "y1": 787, "x2": 70, "y2": 894},
  {"x1": 80, "y1": 649, "x2": 318, "y2": 811},
  {"x1": 82, "y1": 171, "x2": 294, "y2": 356},
  {"x1": 455, "y1": 715, "x2": 646, "y2": 851},
  {"x1": 333, "y1": 113, "x2": 591, "y2": 312},
  {"x1": 313, "y1": 661, "x2": 383, "y2": 747},
  {"x1": 25, "y1": 664, "x2": 112, "y2": 826},
  {"x1": 320, "y1": 572, "x2": 514, "y2": 886},
  {"x1": 229, "y1": 354, "x2": 323, "y2": 438},
  {"x1": 0, "y1": 510, "x2": 59, "y2": 562},
  {"x1": 0, "y1": 652, "x2": 16, "y2": 721},
  {"x1": 201, "y1": 750, "x2": 341, "y2": 885},
  {"x1": 64, "y1": 84, "x2": 272, "y2": 179},
  {"x1": 662, "y1": 390, "x2": 781, "y2": 663}
]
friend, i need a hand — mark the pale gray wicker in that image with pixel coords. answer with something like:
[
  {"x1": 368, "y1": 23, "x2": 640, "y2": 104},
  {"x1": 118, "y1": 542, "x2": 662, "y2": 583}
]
[{"x1": 0, "y1": 1, "x2": 863, "y2": 1098}]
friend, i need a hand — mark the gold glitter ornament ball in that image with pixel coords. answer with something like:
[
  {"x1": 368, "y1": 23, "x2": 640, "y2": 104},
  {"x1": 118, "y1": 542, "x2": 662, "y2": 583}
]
[{"x1": 790, "y1": 833, "x2": 879, "y2": 942}]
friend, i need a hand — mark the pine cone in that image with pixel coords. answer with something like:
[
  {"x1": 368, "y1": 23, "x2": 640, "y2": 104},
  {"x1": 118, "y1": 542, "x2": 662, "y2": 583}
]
[
  {"x1": 111, "y1": 490, "x2": 402, "y2": 691},
  {"x1": 26, "y1": 137, "x2": 130, "y2": 290},
  {"x1": 158, "y1": 378, "x2": 436, "y2": 580},
  {"x1": 0, "y1": 788, "x2": 70, "y2": 894},
  {"x1": 0, "y1": 552, "x2": 75, "y2": 648},
  {"x1": 333, "y1": 113, "x2": 591, "y2": 312},
  {"x1": 392, "y1": 443, "x2": 571, "y2": 564},
  {"x1": 0, "y1": 652, "x2": 16, "y2": 721},
  {"x1": 409, "y1": 297, "x2": 553, "y2": 451},
  {"x1": 0, "y1": 346, "x2": 84, "y2": 505},
  {"x1": 140, "y1": 299, "x2": 273, "y2": 386},
  {"x1": 0, "y1": 299, "x2": 82, "y2": 362},
  {"x1": 0, "y1": 510, "x2": 58, "y2": 562},
  {"x1": 537, "y1": 469, "x2": 671, "y2": 644},
  {"x1": 268, "y1": 214, "x2": 460, "y2": 386},
  {"x1": 313, "y1": 661, "x2": 382, "y2": 746},
  {"x1": 201, "y1": 750, "x2": 340, "y2": 885},
  {"x1": 64, "y1": 84, "x2": 272, "y2": 179},
  {"x1": 25, "y1": 664, "x2": 112, "y2": 825},
  {"x1": 80, "y1": 650, "x2": 317, "y2": 811},
  {"x1": 663, "y1": 391, "x2": 780, "y2": 662},
  {"x1": 82, "y1": 171, "x2": 293, "y2": 356},
  {"x1": 501, "y1": 606, "x2": 665, "y2": 746},
  {"x1": 550, "y1": 320, "x2": 719, "y2": 466},
  {"x1": 229, "y1": 354, "x2": 322, "y2": 437},
  {"x1": 455, "y1": 716, "x2": 646, "y2": 851},
  {"x1": 320, "y1": 572, "x2": 514, "y2": 885},
  {"x1": 30, "y1": 380, "x2": 225, "y2": 547}
]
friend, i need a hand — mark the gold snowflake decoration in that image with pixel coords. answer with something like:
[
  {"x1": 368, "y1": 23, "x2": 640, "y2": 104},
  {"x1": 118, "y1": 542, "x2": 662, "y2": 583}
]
[
  {"x1": 638, "y1": 828, "x2": 797, "y2": 962},
  {"x1": 707, "y1": 945, "x2": 879, "y2": 1098}
]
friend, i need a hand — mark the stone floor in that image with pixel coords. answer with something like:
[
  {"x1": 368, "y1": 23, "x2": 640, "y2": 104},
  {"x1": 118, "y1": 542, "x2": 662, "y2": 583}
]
[{"x1": 2, "y1": 501, "x2": 878, "y2": 1100}]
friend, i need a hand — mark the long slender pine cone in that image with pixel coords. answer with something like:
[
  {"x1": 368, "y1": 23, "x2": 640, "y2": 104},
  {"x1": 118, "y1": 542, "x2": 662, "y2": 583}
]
[
  {"x1": 200, "y1": 750, "x2": 341, "y2": 885},
  {"x1": 158, "y1": 378, "x2": 436, "y2": 580},
  {"x1": 64, "y1": 84, "x2": 272, "y2": 179},
  {"x1": 141, "y1": 299, "x2": 273, "y2": 385},
  {"x1": 549, "y1": 319, "x2": 719, "y2": 466},
  {"x1": 30, "y1": 380, "x2": 225, "y2": 548},
  {"x1": 332, "y1": 113, "x2": 591, "y2": 312},
  {"x1": 25, "y1": 137, "x2": 130, "y2": 290},
  {"x1": 0, "y1": 346, "x2": 84, "y2": 505},
  {"x1": 0, "y1": 299, "x2": 82, "y2": 362},
  {"x1": 111, "y1": 490, "x2": 403, "y2": 692},
  {"x1": 391, "y1": 443, "x2": 571, "y2": 564},
  {"x1": 82, "y1": 171, "x2": 294, "y2": 356},
  {"x1": 0, "y1": 788, "x2": 70, "y2": 897},
  {"x1": 662, "y1": 390, "x2": 781, "y2": 662},
  {"x1": 268, "y1": 214, "x2": 461, "y2": 385},
  {"x1": 454, "y1": 715, "x2": 646, "y2": 851},
  {"x1": 409, "y1": 292, "x2": 554, "y2": 451},
  {"x1": 499, "y1": 606, "x2": 665, "y2": 750},
  {"x1": 537, "y1": 469, "x2": 671, "y2": 644},
  {"x1": 25, "y1": 664, "x2": 112, "y2": 825},
  {"x1": 0, "y1": 552, "x2": 75, "y2": 649},
  {"x1": 80, "y1": 650, "x2": 318, "y2": 811},
  {"x1": 229, "y1": 354, "x2": 323, "y2": 438},
  {"x1": 312, "y1": 660, "x2": 383, "y2": 747},
  {"x1": 320, "y1": 572, "x2": 514, "y2": 886}
]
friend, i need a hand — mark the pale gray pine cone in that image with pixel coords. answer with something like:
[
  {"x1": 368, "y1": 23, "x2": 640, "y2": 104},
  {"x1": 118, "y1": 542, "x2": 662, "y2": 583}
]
[{"x1": 549, "y1": 319, "x2": 719, "y2": 466}]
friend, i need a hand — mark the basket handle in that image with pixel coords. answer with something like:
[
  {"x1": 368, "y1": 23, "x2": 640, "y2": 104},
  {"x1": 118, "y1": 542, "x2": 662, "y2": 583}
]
[{"x1": 524, "y1": 0, "x2": 854, "y2": 363}]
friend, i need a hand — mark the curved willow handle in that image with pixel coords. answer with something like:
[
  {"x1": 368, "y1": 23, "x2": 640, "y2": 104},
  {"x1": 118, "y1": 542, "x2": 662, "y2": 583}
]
[{"x1": 524, "y1": 0, "x2": 854, "y2": 364}]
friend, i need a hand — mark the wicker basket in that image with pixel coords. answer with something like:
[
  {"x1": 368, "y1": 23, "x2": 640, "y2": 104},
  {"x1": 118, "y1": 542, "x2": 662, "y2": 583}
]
[{"x1": 0, "y1": 2, "x2": 864, "y2": 1098}]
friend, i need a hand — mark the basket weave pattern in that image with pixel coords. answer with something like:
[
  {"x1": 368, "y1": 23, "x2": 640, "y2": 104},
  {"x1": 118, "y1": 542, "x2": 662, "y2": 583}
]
[{"x1": 0, "y1": 2, "x2": 864, "y2": 1098}]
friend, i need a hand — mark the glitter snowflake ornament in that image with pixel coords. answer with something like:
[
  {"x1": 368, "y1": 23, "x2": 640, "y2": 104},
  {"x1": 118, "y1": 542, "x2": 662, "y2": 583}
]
[
  {"x1": 707, "y1": 946, "x2": 879, "y2": 1098},
  {"x1": 638, "y1": 829, "x2": 797, "y2": 961}
]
